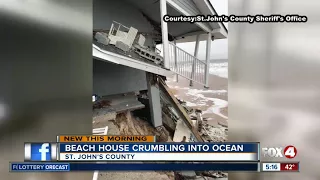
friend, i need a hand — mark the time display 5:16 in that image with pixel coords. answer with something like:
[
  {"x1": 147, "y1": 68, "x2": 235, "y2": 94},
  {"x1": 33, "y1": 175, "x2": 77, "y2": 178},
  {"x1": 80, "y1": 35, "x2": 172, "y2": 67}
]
[{"x1": 262, "y1": 163, "x2": 280, "y2": 171}]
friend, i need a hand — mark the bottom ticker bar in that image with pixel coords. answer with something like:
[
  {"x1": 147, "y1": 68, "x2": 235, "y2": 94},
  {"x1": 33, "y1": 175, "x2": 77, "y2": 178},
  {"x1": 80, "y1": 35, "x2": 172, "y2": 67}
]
[{"x1": 10, "y1": 162, "x2": 259, "y2": 172}]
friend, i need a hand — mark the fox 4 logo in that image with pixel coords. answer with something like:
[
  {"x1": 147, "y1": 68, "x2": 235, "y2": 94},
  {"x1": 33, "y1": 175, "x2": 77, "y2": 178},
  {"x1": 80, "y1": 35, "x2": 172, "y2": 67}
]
[{"x1": 262, "y1": 145, "x2": 297, "y2": 159}]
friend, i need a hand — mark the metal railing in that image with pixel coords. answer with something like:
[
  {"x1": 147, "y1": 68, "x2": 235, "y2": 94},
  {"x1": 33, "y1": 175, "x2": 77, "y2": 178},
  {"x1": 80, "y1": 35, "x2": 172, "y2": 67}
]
[{"x1": 168, "y1": 42, "x2": 207, "y2": 86}]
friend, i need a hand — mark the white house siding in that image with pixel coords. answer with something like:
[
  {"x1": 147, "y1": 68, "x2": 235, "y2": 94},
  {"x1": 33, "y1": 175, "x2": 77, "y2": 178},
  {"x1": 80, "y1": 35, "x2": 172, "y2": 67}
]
[
  {"x1": 93, "y1": 59, "x2": 147, "y2": 96},
  {"x1": 93, "y1": 0, "x2": 155, "y2": 48}
]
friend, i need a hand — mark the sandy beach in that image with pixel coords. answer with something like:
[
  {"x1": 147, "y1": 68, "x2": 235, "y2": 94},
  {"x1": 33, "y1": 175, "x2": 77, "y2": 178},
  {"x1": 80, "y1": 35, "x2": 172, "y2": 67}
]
[{"x1": 166, "y1": 64, "x2": 228, "y2": 130}]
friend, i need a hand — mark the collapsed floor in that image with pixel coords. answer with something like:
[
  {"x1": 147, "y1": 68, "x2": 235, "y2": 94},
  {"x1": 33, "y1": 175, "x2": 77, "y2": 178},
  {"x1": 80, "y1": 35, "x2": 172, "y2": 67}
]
[{"x1": 92, "y1": 80, "x2": 228, "y2": 180}]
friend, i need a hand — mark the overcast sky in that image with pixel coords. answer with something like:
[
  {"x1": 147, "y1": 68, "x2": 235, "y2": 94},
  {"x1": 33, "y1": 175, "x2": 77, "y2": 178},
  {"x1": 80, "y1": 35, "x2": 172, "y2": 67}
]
[{"x1": 177, "y1": 0, "x2": 228, "y2": 60}]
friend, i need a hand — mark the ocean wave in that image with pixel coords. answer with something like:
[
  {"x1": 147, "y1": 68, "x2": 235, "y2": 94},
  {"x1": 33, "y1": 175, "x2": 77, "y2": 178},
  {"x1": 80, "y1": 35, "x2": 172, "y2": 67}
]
[
  {"x1": 209, "y1": 62, "x2": 228, "y2": 79},
  {"x1": 176, "y1": 87, "x2": 228, "y2": 119}
]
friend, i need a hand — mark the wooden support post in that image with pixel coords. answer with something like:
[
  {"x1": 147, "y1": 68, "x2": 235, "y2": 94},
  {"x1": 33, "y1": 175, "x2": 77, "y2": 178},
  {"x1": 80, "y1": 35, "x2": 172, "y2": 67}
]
[
  {"x1": 204, "y1": 33, "x2": 212, "y2": 88},
  {"x1": 160, "y1": 0, "x2": 169, "y2": 69},
  {"x1": 190, "y1": 34, "x2": 200, "y2": 86},
  {"x1": 196, "y1": 111, "x2": 203, "y2": 132},
  {"x1": 174, "y1": 39, "x2": 178, "y2": 82},
  {"x1": 146, "y1": 73, "x2": 163, "y2": 127}
]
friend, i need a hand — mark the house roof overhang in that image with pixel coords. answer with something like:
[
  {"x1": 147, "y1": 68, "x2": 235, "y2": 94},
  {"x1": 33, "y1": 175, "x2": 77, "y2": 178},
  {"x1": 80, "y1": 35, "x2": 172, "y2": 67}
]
[{"x1": 125, "y1": 0, "x2": 227, "y2": 43}]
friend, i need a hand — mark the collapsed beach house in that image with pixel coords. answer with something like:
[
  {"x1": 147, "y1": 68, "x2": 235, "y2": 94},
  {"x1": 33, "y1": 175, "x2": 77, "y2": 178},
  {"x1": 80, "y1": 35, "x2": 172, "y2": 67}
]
[{"x1": 92, "y1": 0, "x2": 228, "y2": 144}]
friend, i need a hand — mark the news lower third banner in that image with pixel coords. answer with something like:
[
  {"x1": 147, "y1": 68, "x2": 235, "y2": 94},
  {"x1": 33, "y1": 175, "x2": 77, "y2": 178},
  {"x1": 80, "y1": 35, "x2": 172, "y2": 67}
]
[
  {"x1": 58, "y1": 143, "x2": 259, "y2": 161},
  {"x1": 10, "y1": 162, "x2": 260, "y2": 172},
  {"x1": 24, "y1": 136, "x2": 259, "y2": 162}
]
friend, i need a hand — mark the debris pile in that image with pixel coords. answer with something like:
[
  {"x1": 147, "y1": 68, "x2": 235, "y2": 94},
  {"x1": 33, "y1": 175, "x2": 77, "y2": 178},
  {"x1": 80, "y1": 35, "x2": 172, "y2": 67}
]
[
  {"x1": 174, "y1": 171, "x2": 228, "y2": 180},
  {"x1": 178, "y1": 98, "x2": 228, "y2": 142},
  {"x1": 201, "y1": 121, "x2": 228, "y2": 142},
  {"x1": 198, "y1": 171, "x2": 228, "y2": 179},
  {"x1": 93, "y1": 85, "x2": 228, "y2": 179},
  {"x1": 177, "y1": 98, "x2": 228, "y2": 179}
]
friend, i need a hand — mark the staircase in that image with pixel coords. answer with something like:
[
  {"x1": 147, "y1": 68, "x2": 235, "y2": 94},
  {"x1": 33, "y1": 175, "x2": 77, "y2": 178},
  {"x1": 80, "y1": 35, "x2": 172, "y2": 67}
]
[{"x1": 167, "y1": 42, "x2": 207, "y2": 86}]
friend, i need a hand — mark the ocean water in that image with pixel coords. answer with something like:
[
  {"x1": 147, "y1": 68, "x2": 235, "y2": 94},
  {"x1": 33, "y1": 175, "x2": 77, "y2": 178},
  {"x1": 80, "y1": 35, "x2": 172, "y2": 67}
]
[
  {"x1": 167, "y1": 59, "x2": 228, "y2": 119},
  {"x1": 209, "y1": 61, "x2": 228, "y2": 79},
  {"x1": 208, "y1": 59, "x2": 228, "y2": 79}
]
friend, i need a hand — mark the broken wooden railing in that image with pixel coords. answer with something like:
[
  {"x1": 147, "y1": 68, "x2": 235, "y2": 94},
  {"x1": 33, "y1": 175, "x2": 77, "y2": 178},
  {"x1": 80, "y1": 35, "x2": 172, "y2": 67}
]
[{"x1": 158, "y1": 77, "x2": 204, "y2": 142}]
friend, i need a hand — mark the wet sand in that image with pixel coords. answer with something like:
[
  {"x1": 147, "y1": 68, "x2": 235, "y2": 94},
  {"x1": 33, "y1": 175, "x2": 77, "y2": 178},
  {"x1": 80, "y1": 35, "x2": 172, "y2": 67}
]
[{"x1": 166, "y1": 74, "x2": 228, "y2": 128}]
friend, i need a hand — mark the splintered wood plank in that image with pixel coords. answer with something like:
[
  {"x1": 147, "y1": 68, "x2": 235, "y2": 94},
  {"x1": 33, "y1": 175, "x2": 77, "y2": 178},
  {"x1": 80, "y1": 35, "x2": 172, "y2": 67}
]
[
  {"x1": 196, "y1": 112, "x2": 203, "y2": 132},
  {"x1": 192, "y1": 120, "x2": 197, "y2": 127},
  {"x1": 173, "y1": 120, "x2": 191, "y2": 142},
  {"x1": 162, "y1": 112, "x2": 176, "y2": 134}
]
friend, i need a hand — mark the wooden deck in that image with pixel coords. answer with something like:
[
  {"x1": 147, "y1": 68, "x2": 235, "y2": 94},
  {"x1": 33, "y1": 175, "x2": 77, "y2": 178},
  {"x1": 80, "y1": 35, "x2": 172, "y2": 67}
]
[{"x1": 93, "y1": 42, "x2": 174, "y2": 77}]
